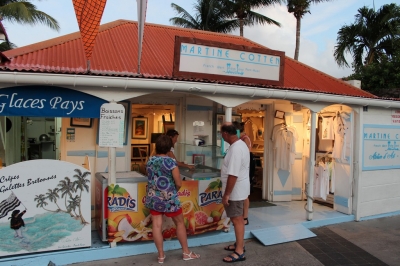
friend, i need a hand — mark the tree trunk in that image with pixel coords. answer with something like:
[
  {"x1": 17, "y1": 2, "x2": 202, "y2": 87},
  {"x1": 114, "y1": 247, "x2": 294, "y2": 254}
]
[
  {"x1": 79, "y1": 191, "x2": 88, "y2": 224},
  {"x1": 294, "y1": 16, "x2": 301, "y2": 60},
  {"x1": 240, "y1": 19, "x2": 244, "y2": 37}
]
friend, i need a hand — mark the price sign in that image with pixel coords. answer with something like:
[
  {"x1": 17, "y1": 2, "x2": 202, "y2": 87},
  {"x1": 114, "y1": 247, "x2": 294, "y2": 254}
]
[{"x1": 99, "y1": 103, "x2": 125, "y2": 147}]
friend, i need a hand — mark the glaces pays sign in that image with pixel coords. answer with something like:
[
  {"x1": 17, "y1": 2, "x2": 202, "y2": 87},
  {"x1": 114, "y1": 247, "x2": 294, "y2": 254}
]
[{"x1": 0, "y1": 86, "x2": 107, "y2": 118}]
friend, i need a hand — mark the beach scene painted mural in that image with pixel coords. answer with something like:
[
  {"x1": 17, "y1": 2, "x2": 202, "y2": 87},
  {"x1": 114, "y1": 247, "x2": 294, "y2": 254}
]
[{"x1": 0, "y1": 160, "x2": 91, "y2": 257}]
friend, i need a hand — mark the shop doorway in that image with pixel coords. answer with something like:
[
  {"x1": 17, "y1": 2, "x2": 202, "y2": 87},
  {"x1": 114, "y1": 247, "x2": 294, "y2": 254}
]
[{"x1": 0, "y1": 116, "x2": 61, "y2": 166}]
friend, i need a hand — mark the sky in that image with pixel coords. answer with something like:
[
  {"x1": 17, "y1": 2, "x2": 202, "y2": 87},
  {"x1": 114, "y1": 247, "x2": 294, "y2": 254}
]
[{"x1": 3, "y1": 0, "x2": 399, "y2": 78}]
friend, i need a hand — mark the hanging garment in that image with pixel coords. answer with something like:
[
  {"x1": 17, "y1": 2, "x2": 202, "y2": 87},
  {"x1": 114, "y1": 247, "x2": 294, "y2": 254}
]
[
  {"x1": 318, "y1": 118, "x2": 333, "y2": 152},
  {"x1": 329, "y1": 162, "x2": 335, "y2": 193},
  {"x1": 321, "y1": 117, "x2": 334, "y2": 140},
  {"x1": 341, "y1": 113, "x2": 352, "y2": 162},
  {"x1": 272, "y1": 124, "x2": 296, "y2": 172},
  {"x1": 332, "y1": 115, "x2": 345, "y2": 160},
  {"x1": 314, "y1": 162, "x2": 329, "y2": 200}
]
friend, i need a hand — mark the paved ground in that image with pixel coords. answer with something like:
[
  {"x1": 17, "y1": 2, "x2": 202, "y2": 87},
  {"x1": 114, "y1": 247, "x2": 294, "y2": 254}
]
[{"x1": 69, "y1": 215, "x2": 400, "y2": 266}]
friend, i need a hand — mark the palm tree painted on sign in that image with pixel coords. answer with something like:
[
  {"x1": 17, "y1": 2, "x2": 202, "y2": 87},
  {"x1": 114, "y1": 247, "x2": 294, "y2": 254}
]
[
  {"x1": 170, "y1": 0, "x2": 239, "y2": 34},
  {"x1": 67, "y1": 195, "x2": 81, "y2": 217},
  {"x1": 73, "y1": 169, "x2": 90, "y2": 224},
  {"x1": 334, "y1": 4, "x2": 400, "y2": 71},
  {"x1": 45, "y1": 188, "x2": 63, "y2": 212},
  {"x1": 58, "y1": 177, "x2": 76, "y2": 217},
  {"x1": 34, "y1": 194, "x2": 56, "y2": 212},
  {"x1": 286, "y1": 0, "x2": 333, "y2": 60},
  {"x1": 0, "y1": 0, "x2": 60, "y2": 51},
  {"x1": 221, "y1": 0, "x2": 282, "y2": 37}
]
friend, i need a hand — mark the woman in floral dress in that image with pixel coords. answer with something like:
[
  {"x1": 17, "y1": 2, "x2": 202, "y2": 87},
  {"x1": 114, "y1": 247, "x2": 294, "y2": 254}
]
[{"x1": 145, "y1": 134, "x2": 200, "y2": 263}]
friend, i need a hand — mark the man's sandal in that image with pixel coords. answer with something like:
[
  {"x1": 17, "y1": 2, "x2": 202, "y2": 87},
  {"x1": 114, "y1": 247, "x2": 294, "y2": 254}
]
[
  {"x1": 183, "y1": 251, "x2": 200, "y2": 261},
  {"x1": 222, "y1": 251, "x2": 246, "y2": 263},
  {"x1": 224, "y1": 243, "x2": 246, "y2": 252},
  {"x1": 158, "y1": 255, "x2": 166, "y2": 264}
]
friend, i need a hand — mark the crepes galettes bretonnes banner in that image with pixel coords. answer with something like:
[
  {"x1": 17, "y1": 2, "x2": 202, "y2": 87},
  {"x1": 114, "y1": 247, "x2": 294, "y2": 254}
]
[
  {"x1": 105, "y1": 178, "x2": 229, "y2": 243},
  {"x1": 0, "y1": 160, "x2": 91, "y2": 256}
]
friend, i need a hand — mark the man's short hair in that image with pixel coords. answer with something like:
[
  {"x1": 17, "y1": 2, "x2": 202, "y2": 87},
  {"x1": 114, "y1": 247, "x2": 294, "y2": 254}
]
[
  {"x1": 166, "y1": 129, "x2": 179, "y2": 137},
  {"x1": 221, "y1": 123, "x2": 237, "y2": 135}
]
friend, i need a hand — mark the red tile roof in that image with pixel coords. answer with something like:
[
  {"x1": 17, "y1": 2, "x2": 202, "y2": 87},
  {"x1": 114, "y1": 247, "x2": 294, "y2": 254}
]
[{"x1": 0, "y1": 20, "x2": 376, "y2": 99}]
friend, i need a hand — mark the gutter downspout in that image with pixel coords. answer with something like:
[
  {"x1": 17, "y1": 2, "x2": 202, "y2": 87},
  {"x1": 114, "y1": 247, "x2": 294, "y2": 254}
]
[{"x1": 2, "y1": 72, "x2": 400, "y2": 109}]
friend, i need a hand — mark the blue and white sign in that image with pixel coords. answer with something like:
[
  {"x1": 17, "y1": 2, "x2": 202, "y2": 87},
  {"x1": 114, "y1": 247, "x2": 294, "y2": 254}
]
[
  {"x1": 179, "y1": 43, "x2": 281, "y2": 81},
  {"x1": 362, "y1": 124, "x2": 400, "y2": 170},
  {"x1": 0, "y1": 85, "x2": 107, "y2": 118}
]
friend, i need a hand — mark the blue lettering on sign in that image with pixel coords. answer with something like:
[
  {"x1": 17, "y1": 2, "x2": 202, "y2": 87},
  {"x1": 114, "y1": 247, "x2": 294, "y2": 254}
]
[
  {"x1": 0, "y1": 86, "x2": 107, "y2": 118},
  {"x1": 225, "y1": 63, "x2": 244, "y2": 76},
  {"x1": 199, "y1": 190, "x2": 223, "y2": 207},
  {"x1": 181, "y1": 44, "x2": 280, "y2": 66},
  {"x1": 363, "y1": 125, "x2": 400, "y2": 170}
]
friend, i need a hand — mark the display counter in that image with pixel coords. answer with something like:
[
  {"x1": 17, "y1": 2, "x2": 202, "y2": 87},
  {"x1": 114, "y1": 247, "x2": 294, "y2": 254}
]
[{"x1": 95, "y1": 168, "x2": 229, "y2": 243}]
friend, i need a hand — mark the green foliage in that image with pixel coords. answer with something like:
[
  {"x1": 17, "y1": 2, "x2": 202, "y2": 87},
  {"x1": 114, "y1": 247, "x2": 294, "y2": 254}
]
[
  {"x1": 0, "y1": 0, "x2": 60, "y2": 51},
  {"x1": 170, "y1": 0, "x2": 281, "y2": 37},
  {"x1": 334, "y1": 4, "x2": 400, "y2": 70},
  {"x1": 344, "y1": 52, "x2": 400, "y2": 97}
]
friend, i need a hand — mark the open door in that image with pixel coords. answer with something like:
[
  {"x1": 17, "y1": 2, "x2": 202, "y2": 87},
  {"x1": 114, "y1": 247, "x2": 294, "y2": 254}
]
[{"x1": 333, "y1": 111, "x2": 353, "y2": 214}]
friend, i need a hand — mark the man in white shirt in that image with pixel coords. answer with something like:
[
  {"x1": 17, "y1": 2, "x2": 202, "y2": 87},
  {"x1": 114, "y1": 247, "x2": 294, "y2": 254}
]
[{"x1": 220, "y1": 123, "x2": 249, "y2": 262}]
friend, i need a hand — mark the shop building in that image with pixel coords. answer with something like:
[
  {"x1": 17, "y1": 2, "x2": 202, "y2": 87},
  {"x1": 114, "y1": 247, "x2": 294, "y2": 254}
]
[{"x1": 0, "y1": 20, "x2": 400, "y2": 263}]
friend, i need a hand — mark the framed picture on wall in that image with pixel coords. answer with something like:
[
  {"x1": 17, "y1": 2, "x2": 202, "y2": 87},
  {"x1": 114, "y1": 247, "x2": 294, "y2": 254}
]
[
  {"x1": 131, "y1": 144, "x2": 150, "y2": 160},
  {"x1": 132, "y1": 117, "x2": 148, "y2": 139},
  {"x1": 192, "y1": 154, "x2": 205, "y2": 165},
  {"x1": 70, "y1": 118, "x2": 92, "y2": 128},
  {"x1": 163, "y1": 121, "x2": 175, "y2": 133}
]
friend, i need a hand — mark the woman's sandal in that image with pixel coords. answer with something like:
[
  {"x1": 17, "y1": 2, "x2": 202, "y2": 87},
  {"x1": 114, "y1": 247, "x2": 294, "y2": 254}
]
[
  {"x1": 183, "y1": 251, "x2": 200, "y2": 261},
  {"x1": 244, "y1": 218, "x2": 249, "y2": 225},
  {"x1": 222, "y1": 251, "x2": 246, "y2": 263},
  {"x1": 224, "y1": 243, "x2": 246, "y2": 252},
  {"x1": 158, "y1": 255, "x2": 166, "y2": 264}
]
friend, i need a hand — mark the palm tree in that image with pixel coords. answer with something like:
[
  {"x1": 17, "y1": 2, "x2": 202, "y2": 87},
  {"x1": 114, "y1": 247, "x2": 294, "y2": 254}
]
[
  {"x1": 58, "y1": 177, "x2": 76, "y2": 216},
  {"x1": 170, "y1": 0, "x2": 239, "y2": 34},
  {"x1": 286, "y1": 0, "x2": 332, "y2": 60},
  {"x1": 0, "y1": 20, "x2": 15, "y2": 51},
  {"x1": 67, "y1": 195, "x2": 81, "y2": 217},
  {"x1": 73, "y1": 169, "x2": 90, "y2": 224},
  {"x1": 0, "y1": 0, "x2": 59, "y2": 51},
  {"x1": 34, "y1": 194, "x2": 56, "y2": 212},
  {"x1": 334, "y1": 4, "x2": 400, "y2": 71},
  {"x1": 221, "y1": 0, "x2": 282, "y2": 37},
  {"x1": 45, "y1": 188, "x2": 64, "y2": 212}
]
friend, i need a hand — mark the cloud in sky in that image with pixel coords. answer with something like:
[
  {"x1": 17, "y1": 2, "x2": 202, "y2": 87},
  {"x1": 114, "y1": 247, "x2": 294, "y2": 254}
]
[{"x1": 3, "y1": 0, "x2": 394, "y2": 79}]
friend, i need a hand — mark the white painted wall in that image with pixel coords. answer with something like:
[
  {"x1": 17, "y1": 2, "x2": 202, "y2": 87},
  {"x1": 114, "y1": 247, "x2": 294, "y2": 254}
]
[
  {"x1": 359, "y1": 107, "x2": 400, "y2": 218},
  {"x1": 184, "y1": 97, "x2": 214, "y2": 166}
]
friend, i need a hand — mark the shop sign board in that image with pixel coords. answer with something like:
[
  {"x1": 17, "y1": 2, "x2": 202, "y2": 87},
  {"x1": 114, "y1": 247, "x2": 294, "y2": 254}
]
[
  {"x1": 173, "y1": 37, "x2": 285, "y2": 86},
  {"x1": 0, "y1": 160, "x2": 91, "y2": 256},
  {"x1": 392, "y1": 109, "x2": 400, "y2": 124},
  {"x1": 98, "y1": 103, "x2": 125, "y2": 148},
  {"x1": 103, "y1": 178, "x2": 229, "y2": 243},
  {"x1": 362, "y1": 124, "x2": 400, "y2": 170},
  {"x1": 0, "y1": 85, "x2": 107, "y2": 118}
]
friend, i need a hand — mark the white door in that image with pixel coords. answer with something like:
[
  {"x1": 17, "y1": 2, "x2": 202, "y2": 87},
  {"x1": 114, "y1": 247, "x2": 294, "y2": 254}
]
[{"x1": 333, "y1": 111, "x2": 353, "y2": 214}]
